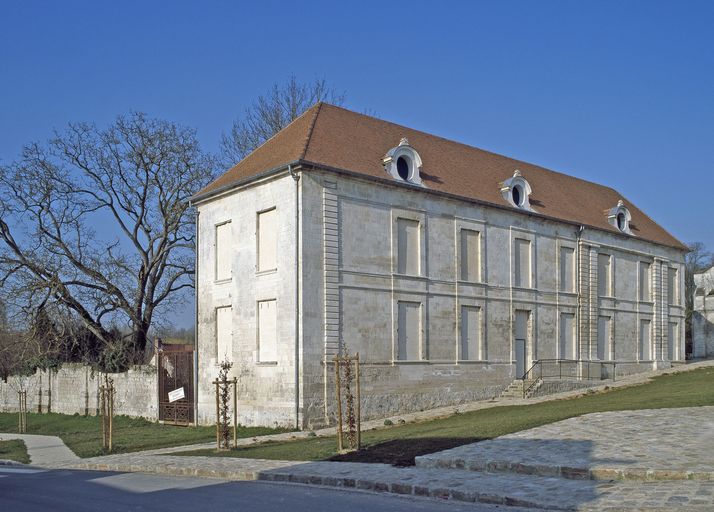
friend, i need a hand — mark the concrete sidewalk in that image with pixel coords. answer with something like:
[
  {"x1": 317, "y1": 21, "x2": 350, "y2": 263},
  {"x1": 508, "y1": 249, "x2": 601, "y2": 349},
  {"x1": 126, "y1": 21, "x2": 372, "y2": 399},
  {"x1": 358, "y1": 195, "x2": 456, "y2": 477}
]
[{"x1": 0, "y1": 433, "x2": 80, "y2": 466}]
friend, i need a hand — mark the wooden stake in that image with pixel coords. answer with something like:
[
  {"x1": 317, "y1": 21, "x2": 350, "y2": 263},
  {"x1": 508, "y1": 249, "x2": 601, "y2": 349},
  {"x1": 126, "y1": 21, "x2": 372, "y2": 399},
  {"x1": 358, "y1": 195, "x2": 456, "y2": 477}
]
[
  {"x1": 100, "y1": 386, "x2": 106, "y2": 449},
  {"x1": 355, "y1": 353, "x2": 361, "y2": 450},
  {"x1": 232, "y1": 378, "x2": 237, "y2": 448},
  {"x1": 214, "y1": 380, "x2": 220, "y2": 449},
  {"x1": 108, "y1": 384, "x2": 114, "y2": 453},
  {"x1": 335, "y1": 356, "x2": 343, "y2": 452}
]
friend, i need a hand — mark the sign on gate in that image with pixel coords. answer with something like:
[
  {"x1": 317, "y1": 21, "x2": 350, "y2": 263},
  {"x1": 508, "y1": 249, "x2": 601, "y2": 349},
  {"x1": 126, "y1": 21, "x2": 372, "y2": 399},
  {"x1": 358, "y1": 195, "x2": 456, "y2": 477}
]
[{"x1": 168, "y1": 387, "x2": 185, "y2": 403}]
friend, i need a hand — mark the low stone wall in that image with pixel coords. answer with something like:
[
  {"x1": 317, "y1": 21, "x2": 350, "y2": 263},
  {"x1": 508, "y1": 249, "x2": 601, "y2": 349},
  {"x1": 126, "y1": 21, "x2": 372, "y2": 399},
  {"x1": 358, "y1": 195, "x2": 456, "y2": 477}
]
[{"x1": 0, "y1": 363, "x2": 158, "y2": 420}]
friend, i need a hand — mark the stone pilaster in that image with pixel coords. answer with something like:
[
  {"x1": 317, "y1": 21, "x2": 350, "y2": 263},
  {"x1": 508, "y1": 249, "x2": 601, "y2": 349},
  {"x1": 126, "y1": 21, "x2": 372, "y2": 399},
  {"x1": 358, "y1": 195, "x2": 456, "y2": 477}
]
[
  {"x1": 652, "y1": 258, "x2": 667, "y2": 366},
  {"x1": 578, "y1": 242, "x2": 598, "y2": 361},
  {"x1": 323, "y1": 181, "x2": 340, "y2": 359}
]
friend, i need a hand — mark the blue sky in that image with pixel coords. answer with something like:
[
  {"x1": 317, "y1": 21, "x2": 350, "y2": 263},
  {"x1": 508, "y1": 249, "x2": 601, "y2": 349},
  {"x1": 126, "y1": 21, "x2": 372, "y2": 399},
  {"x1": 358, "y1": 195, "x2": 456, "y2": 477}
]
[{"x1": 2, "y1": 1, "x2": 713, "y2": 326}]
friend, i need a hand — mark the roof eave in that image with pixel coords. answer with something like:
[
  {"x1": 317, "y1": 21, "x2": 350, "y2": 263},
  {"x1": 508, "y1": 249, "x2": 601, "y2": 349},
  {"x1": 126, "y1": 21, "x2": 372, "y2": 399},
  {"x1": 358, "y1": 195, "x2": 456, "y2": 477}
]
[
  {"x1": 298, "y1": 161, "x2": 688, "y2": 253},
  {"x1": 189, "y1": 160, "x2": 303, "y2": 206},
  {"x1": 190, "y1": 158, "x2": 688, "y2": 253}
]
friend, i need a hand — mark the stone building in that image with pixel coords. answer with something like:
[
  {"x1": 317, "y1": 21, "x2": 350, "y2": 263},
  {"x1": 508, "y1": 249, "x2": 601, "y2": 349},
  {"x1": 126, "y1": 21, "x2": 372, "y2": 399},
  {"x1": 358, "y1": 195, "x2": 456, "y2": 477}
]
[
  {"x1": 693, "y1": 266, "x2": 714, "y2": 357},
  {"x1": 191, "y1": 103, "x2": 687, "y2": 429}
]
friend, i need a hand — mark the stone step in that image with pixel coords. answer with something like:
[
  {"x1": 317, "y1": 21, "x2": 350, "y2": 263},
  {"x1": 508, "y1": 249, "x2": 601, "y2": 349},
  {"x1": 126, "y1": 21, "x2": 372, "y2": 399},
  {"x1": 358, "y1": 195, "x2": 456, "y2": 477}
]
[{"x1": 416, "y1": 453, "x2": 714, "y2": 482}]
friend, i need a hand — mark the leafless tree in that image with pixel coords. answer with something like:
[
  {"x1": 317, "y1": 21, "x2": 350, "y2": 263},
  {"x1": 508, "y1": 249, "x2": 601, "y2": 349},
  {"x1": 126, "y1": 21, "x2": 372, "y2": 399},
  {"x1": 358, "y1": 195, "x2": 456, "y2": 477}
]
[
  {"x1": 0, "y1": 113, "x2": 215, "y2": 361},
  {"x1": 684, "y1": 242, "x2": 714, "y2": 347},
  {"x1": 220, "y1": 75, "x2": 345, "y2": 166}
]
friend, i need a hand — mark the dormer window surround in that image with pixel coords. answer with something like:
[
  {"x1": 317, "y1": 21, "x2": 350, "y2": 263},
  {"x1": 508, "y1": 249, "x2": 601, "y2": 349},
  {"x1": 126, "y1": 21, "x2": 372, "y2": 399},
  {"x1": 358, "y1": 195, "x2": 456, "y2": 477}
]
[
  {"x1": 500, "y1": 170, "x2": 535, "y2": 211},
  {"x1": 607, "y1": 200, "x2": 633, "y2": 235},
  {"x1": 383, "y1": 138, "x2": 424, "y2": 186}
]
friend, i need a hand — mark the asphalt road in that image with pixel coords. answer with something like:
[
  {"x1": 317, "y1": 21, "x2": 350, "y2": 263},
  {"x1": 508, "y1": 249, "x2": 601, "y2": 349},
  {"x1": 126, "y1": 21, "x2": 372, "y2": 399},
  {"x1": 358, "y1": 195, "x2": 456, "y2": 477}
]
[{"x1": 0, "y1": 465, "x2": 534, "y2": 512}]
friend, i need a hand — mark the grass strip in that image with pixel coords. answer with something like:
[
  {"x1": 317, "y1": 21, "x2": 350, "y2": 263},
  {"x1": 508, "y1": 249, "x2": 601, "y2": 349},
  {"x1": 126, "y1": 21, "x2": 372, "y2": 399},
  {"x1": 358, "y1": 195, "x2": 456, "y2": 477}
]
[
  {"x1": 0, "y1": 412, "x2": 289, "y2": 458},
  {"x1": 177, "y1": 367, "x2": 714, "y2": 465},
  {"x1": 0, "y1": 439, "x2": 31, "y2": 464}
]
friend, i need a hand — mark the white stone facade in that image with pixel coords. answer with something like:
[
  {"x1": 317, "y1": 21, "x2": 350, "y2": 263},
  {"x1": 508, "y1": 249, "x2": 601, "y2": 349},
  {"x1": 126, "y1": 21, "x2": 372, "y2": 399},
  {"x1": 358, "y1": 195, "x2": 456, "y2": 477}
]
[
  {"x1": 693, "y1": 267, "x2": 714, "y2": 357},
  {"x1": 194, "y1": 167, "x2": 686, "y2": 429}
]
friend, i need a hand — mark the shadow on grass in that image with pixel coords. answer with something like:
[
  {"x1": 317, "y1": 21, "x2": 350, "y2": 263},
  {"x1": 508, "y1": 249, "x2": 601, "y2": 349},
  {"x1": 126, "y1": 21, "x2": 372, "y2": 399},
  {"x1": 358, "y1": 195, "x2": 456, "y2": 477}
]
[{"x1": 327, "y1": 437, "x2": 483, "y2": 466}]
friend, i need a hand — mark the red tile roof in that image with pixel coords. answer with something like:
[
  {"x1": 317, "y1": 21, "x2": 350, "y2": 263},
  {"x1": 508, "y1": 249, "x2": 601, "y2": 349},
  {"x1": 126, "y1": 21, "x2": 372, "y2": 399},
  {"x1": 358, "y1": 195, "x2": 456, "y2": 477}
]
[{"x1": 196, "y1": 103, "x2": 686, "y2": 251}]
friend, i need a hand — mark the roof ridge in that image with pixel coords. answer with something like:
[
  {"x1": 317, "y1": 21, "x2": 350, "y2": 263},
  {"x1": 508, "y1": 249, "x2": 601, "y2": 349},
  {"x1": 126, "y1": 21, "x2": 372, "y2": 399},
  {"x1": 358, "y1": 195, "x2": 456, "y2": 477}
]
[
  {"x1": 317, "y1": 103, "x2": 623, "y2": 193},
  {"x1": 300, "y1": 101, "x2": 323, "y2": 160}
]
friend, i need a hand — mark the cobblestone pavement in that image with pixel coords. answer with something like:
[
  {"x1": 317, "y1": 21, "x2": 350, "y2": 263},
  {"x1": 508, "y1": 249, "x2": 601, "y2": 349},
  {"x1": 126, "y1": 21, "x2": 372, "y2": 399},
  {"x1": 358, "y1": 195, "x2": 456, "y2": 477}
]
[
  {"x1": 61, "y1": 453, "x2": 714, "y2": 510},
  {"x1": 417, "y1": 407, "x2": 714, "y2": 481}
]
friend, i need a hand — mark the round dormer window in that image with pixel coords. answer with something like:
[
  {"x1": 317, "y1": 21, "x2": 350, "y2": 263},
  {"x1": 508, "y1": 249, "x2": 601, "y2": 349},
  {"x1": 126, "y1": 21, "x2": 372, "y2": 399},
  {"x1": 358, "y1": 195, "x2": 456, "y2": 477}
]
[
  {"x1": 382, "y1": 138, "x2": 424, "y2": 186},
  {"x1": 500, "y1": 170, "x2": 534, "y2": 212},
  {"x1": 512, "y1": 185, "x2": 522, "y2": 207},
  {"x1": 608, "y1": 200, "x2": 633, "y2": 235},
  {"x1": 397, "y1": 156, "x2": 410, "y2": 180},
  {"x1": 617, "y1": 212, "x2": 626, "y2": 231}
]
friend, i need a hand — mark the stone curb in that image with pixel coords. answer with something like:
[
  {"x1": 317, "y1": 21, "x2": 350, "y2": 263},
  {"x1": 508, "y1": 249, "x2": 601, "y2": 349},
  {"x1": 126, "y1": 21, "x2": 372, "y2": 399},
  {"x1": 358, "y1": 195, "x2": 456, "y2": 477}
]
[
  {"x1": 415, "y1": 457, "x2": 714, "y2": 482},
  {"x1": 0, "y1": 459, "x2": 25, "y2": 466},
  {"x1": 65, "y1": 460, "x2": 573, "y2": 510}
]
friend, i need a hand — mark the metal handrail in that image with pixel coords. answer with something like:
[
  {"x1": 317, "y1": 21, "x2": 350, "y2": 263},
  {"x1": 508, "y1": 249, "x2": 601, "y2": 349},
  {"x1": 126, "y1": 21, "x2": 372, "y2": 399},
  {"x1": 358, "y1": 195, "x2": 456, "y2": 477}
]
[{"x1": 520, "y1": 359, "x2": 618, "y2": 399}]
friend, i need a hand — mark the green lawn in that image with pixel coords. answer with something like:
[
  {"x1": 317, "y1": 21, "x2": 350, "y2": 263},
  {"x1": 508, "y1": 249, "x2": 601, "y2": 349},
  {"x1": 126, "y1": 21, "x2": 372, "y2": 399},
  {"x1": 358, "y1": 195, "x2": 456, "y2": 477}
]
[
  {"x1": 179, "y1": 367, "x2": 714, "y2": 466},
  {"x1": 0, "y1": 439, "x2": 30, "y2": 464},
  {"x1": 0, "y1": 413, "x2": 289, "y2": 458}
]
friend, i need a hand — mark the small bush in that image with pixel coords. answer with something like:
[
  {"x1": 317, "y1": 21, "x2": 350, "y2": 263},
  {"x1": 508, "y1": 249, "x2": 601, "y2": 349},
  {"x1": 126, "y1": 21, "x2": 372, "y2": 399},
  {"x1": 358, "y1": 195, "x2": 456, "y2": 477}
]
[{"x1": 383, "y1": 419, "x2": 393, "y2": 426}]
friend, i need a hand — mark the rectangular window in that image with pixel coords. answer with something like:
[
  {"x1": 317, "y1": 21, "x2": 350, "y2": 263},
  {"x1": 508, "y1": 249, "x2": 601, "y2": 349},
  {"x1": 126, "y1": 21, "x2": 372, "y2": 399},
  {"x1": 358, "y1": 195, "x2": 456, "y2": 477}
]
[
  {"x1": 597, "y1": 316, "x2": 611, "y2": 360},
  {"x1": 215, "y1": 222, "x2": 232, "y2": 281},
  {"x1": 597, "y1": 254, "x2": 611, "y2": 297},
  {"x1": 639, "y1": 262, "x2": 651, "y2": 301},
  {"x1": 460, "y1": 305, "x2": 482, "y2": 360},
  {"x1": 460, "y1": 229, "x2": 480, "y2": 282},
  {"x1": 258, "y1": 299, "x2": 278, "y2": 362},
  {"x1": 559, "y1": 247, "x2": 575, "y2": 293},
  {"x1": 668, "y1": 267, "x2": 678, "y2": 305},
  {"x1": 668, "y1": 322, "x2": 678, "y2": 360},
  {"x1": 397, "y1": 218, "x2": 420, "y2": 275},
  {"x1": 215, "y1": 306, "x2": 232, "y2": 361},
  {"x1": 639, "y1": 319, "x2": 651, "y2": 360},
  {"x1": 514, "y1": 238, "x2": 531, "y2": 288},
  {"x1": 257, "y1": 208, "x2": 277, "y2": 272},
  {"x1": 397, "y1": 301, "x2": 421, "y2": 360},
  {"x1": 559, "y1": 313, "x2": 575, "y2": 360}
]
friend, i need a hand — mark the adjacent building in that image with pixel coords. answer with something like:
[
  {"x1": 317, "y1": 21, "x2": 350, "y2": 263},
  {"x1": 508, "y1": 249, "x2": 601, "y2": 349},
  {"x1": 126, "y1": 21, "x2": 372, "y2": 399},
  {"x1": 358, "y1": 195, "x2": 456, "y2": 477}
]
[
  {"x1": 191, "y1": 103, "x2": 687, "y2": 429},
  {"x1": 693, "y1": 267, "x2": 714, "y2": 358}
]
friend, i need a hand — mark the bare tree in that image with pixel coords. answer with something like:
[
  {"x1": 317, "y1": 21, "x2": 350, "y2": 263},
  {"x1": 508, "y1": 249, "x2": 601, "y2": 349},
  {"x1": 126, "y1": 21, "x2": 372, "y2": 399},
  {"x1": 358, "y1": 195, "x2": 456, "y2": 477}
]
[
  {"x1": 220, "y1": 75, "x2": 345, "y2": 166},
  {"x1": 0, "y1": 113, "x2": 215, "y2": 362},
  {"x1": 684, "y1": 242, "x2": 714, "y2": 348}
]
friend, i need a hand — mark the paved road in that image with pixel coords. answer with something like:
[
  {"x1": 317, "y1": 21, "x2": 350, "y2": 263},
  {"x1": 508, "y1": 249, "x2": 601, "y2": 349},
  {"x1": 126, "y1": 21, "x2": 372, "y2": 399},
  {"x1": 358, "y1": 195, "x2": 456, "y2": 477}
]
[{"x1": 0, "y1": 466, "x2": 533, "y2": 512}]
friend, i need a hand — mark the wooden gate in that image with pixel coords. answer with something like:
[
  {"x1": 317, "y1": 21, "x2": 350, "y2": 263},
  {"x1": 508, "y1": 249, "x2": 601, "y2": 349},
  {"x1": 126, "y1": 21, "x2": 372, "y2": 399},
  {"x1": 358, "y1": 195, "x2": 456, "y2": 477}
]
[{"x1": 158, "y1": 344, "x2": 195, "y2": 425}]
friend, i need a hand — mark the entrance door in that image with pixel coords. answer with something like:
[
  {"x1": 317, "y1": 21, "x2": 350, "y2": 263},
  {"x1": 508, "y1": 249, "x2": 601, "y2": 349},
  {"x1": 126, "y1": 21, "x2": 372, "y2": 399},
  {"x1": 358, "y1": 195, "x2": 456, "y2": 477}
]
[
  {"x1": 158, "y1": 344, "x2": 195, "y2": 425},
  {"x1": 515, "y1": 310, "x2": 530, "y2": 379}
]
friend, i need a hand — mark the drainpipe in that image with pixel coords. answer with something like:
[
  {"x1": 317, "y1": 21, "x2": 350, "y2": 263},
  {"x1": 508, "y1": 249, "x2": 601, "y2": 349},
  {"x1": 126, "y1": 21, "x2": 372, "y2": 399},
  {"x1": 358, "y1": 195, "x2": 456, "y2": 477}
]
[
  {"x1": 194, "y1": 210, "x2": 200, "y2": 425},
  {"x1": 289, "y1": 165, "x2": 301, "y2": 430}
]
